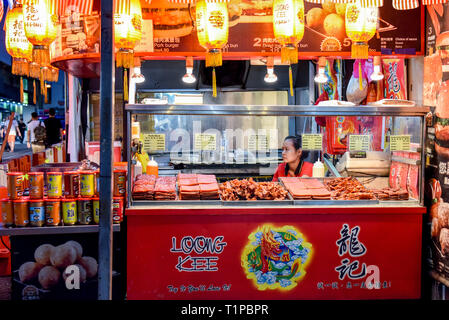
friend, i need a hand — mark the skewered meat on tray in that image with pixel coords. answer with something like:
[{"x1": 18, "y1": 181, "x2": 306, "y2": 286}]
[
  {"x1": 369, "y1": 188, "x2": 410, "y2": 201},
  {"x1": 324, "y1": 177, "x2": 377, "y2": 201}
]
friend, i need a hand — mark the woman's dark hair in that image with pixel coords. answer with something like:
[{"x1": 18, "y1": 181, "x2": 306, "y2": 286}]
[{"x1": 284, "y1": 135, "x2": 309, "y2": 176}]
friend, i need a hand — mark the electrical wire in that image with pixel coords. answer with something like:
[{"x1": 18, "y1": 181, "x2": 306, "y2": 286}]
[{"x1": 0, "y1": 237, "x2": 10, "y2": 252}]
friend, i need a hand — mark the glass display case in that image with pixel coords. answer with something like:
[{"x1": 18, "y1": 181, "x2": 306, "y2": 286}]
[{"x1": 125, "y1": 104, "x2": 429, "y2": 207}]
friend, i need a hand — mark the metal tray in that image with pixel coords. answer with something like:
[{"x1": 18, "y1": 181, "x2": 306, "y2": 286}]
[
  {"x1": 132, "y1": 199, "x2": 222, "y2": 206},
  {"x1": 293, "y1": 199, "x2": 379, "y2": 206},
  {"x1": 278, "y1": 177, "x2": 379, "y2": 206},
  {"x1": 220, "y1": 199, "x2": 294, "y2": 206}
]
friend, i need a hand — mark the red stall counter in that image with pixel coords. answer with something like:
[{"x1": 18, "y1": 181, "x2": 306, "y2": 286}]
[{"x1": 126, "y1": 205, "x2": 425, "y2": 300}]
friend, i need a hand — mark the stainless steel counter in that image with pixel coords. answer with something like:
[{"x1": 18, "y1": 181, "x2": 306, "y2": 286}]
[{"x1": 0, "y1": 224, "x2": 120, "y2": 236}]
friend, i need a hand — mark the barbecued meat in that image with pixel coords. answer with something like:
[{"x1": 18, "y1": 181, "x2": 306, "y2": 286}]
[
  {"x1": 432, "y1": 217, "x2": 442, "y2": 239},
  {"x1": 219, "y1": 178, "x2": 288, "y2": 201},
  {"x1": 324, "y1": 177, "x2": 376, "y2": 201},
  {"x1": 437, "y1": 201, "x2": 449, "y2": 228},
  {"x1": 440, "y1": 228, "x2": 449, "y2": 255},
  {"x1": 369, "y1": 187, "x2": 410, "y2": 201}
]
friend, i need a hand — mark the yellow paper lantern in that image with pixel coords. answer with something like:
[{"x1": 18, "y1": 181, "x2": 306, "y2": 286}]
[
  {"x1": 5, "y1": 3, "x2": 34, "y2": 103},
  {"x1": 115, "y1": 0, "x2": 143, "y2": 102},
  {"x1": 273, "y1": 0, "x2": 305, "y2": 96},
  {"x1": 5, "y1": 4, "x2": 33, "y2": 77},
  {"x1": 23, "y1": 0, "x2": 58, "y2": 67},
  {"x1": 196, "y1": 0, "x2": 229, "y2": 97},
  {"x1": 115, "y1": 0, "x2": 143, "y2": 69},
  {"x1": 345, "y1": 1, "x2": 378, "y2": 59}
]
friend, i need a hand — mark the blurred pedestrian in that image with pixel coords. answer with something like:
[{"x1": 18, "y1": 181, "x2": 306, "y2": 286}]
[
  {"x1": 44, "y1": 108, "x2": 63, "y2": 148},
  {"x1": 4, "y1": 115, "x2": 21, "y2": 152},
  {"x1": 27, "y1": 112, "x2": 46, "y2": 153},
  {"x1": 18, "y1": 118, "x2": 26, "y2": 144}
]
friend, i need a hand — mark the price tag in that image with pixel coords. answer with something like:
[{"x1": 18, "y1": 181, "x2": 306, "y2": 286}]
[
  {"x1": 390, "y1": 135, "x2": 411, "y2": 151},
  {"x1": 301, "y1": 134, "x2": 323, "y2": 150},
  {"x1": 258, "y1": 135, "x2": 268, "y2": 151},
  {"x1": 349, "y1": 135, "x2": 371, "y2": 151},
  {"x1": 194, "y1": 134, "x2": 216, "y2": 151},
  {"x1": 249, "y1": 135, "x2": 268, "y2": 151},
  {"x1": 248, "y1": 135, "x2": 257, "y2": 151},
  {"x1": 142, "y1": 134, "x2": 166, "y2": 151}
]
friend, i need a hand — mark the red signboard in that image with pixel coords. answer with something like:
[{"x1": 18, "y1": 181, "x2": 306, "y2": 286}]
[{"x1": 127, "y1": 207, "x2": 424, "y2": 300}]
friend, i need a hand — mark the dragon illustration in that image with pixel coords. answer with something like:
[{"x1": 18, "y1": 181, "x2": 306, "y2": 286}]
[
  {"x1": 260, "y1": 229, "x2": 282, "y2": 273},
  {"x1": 246, "y1": 227, "x2": 310, "y2": 286}
]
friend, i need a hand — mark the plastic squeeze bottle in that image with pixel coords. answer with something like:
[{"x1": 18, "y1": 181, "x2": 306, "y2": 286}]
[
  {"x1": 147, "y1": 157, "x2": 159, "y2": 177},
  {"x1": 312, "y1": 160, "x2": 325, "y2": 178}
]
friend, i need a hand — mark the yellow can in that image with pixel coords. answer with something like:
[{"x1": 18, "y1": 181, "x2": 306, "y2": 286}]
[
  {"x1": 61, "y1": 199, "x2": 77, "y2": 226},
  {"x1": 92, "y1": 197, "x2": 99, "y2": 224},
  {"x1": 80, "y1": 171, "x2": 95, "y2": 197},
  {"x1": 46, "y1": 172, "x2": 63, "y2": 198}
]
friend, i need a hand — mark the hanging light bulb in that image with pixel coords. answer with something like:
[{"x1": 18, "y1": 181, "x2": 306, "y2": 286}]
[
  {"x1": 314, "y1": 57, "x2": 328, "y2": 83},
  {"x1": 264, "y1": 56, "x2": 278, "y2": 83},
  {"x1": 370, "y1": 56, "x2": 384, "y2": 81},
  {"x1": 131, "y1": 66, "x2": 145, "y2": 83},
  {"x1": 264, "y1": 67, "x2": 278, "y2": 83},
  {"x1": 182, "y1": 56, "x2": 197, "y2": 84}
]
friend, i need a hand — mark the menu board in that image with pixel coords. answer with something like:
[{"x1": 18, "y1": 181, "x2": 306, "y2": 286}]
[
  {"x1": 52, "y1": 1, "x2": 423, "y2": 62},
  {"x1": 52, "y1": 13, "x2": 101, "y2": 58},
  {"x1": 194, "y1": 134, "x2": 217, "y2": 151},
  {"x1": 248, "y1": 134, "x2": 268, "y2": 151},
  {"x1": 302, "y1": 134, "x2": 323, "y2": 150},
  {"x1": 390, "y1": 135, "x2": 411, "y2": 151},
  {"x1": 142, "y1": 134, "x2": 166, "y2": 151},
  {"x1": 349, "y1": 135, "x2": 371, "y2": 152},
  {"x1": 146, "y1": 0, "x2": 423, "y2": 56}
]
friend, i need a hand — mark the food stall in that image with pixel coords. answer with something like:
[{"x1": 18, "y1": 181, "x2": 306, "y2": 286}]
[
  {"x1": 0, "y1": 0, "x2": 433, "y2": 301},
  {"x1": 125, "y1": 103, "x2": 428, "y2": 299}
]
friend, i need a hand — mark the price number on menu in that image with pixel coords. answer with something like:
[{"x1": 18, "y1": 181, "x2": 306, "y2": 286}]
[
  {"x1": 301, "y1": 134, "x2": 323, "y2": 150},
  {"x1": 248, "y1": 135, "x2": 268, "y2": 151},
  {"x1": 142, "y1": 134, "x2": 166, "y2": 151},
  {"x1": 390, "y1": 135, "x2": 411, "y2": 151},
  {"x1": 194, "y1": 134, "x2": 217, "y2": 151},
  {"x1": 349, "y1": 135, "x2": 371, "y2": 151}
]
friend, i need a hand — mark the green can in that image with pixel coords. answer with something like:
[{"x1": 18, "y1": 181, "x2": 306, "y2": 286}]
[
  {"x1": 77, "y1": 198, "x2": 92, "y2": 225},
  {"x1": 92, "y1": 197, "x2": 99, "y2": 224},
  {"x1": 61, "y1": 199, "x2": 77, "y2": 225}
]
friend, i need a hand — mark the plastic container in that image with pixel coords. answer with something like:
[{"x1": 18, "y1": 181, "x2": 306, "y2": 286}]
[
  {"x1": 80, "y1": 171, "x2": 95, "y2": 197},
  {"x1": 147, "y1": 157, "x2": 158, "y2": 177},
  {"x1": 113, "y1": 170, "x2": 127, "y2": 197},
  {"x1": 7, "y1": 172, "x2": 23, "y2": 200},
  {"x1": 77, "y1": 198, "x2": 93, "y2": 225},
  {"x1": 29, "y1": 199, "x2": 45, "y2": 227},
  {"x1": 1, "y1": 198, "x2": 13, "y2": 227},
  {"x1": 61, "y1": 199, "x2": 77, "y2": 226},
  {"x1": 46, "y1": 172, "x2": 63, "y2": 198},
  {"x1": 312, "y1": 160, "x2": 325, "y2": 178},
  {"x1": 112, "y1": 197, "x2": 124, "y2": 224},
  {"x1": 45, "y1": 198, "x2": 61, "y2": 226},
  {"x1": 28, "y1": 172, "x2": 44, "y2": 199},
  {"x1": 64, "y1": 171, "x2": 80, "y2": 198},
  {"x1": 92, "y1": 197, "x2": 100, "y2": 224},
  {"x1": 13, "y1": 199, "x2": 29, "y2": 227}
]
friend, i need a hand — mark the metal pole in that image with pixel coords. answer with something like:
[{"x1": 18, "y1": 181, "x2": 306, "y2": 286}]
[
  {"x1": 98, "y1": 0, "x2": 114, "y2": 300},
  {"x1": 0, "y1": 112, "x2": 15, "y2": 162}
]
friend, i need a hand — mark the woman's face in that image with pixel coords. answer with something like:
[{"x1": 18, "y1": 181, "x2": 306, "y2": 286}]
[{"x1": 282, "y1": 139, "x2": 302, "y2": 164}]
